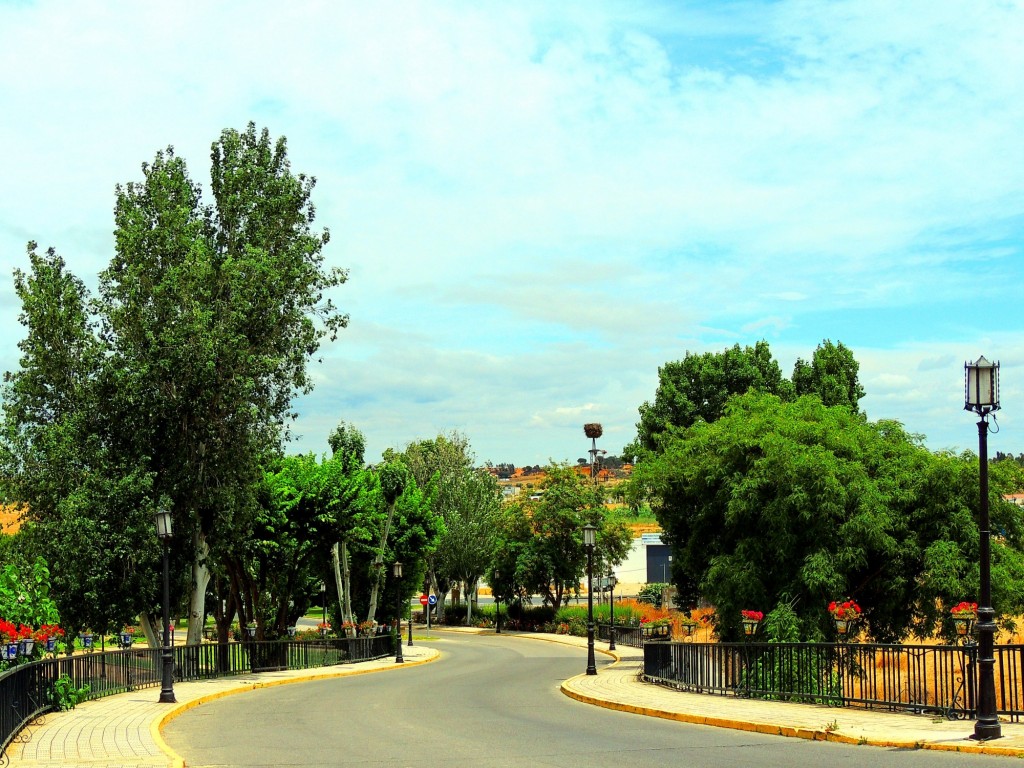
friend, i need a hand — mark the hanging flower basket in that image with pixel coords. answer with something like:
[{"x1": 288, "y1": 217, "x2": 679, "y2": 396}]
[
  {"x1": 951, "y1": 601, "x2": 978, "y2": 636},
  {"x1": 741, "y1": 610, "x2": 763, "y2": 636},
  {"x1": 828, "y1": 600, "x2": 861, "y2": 637}
]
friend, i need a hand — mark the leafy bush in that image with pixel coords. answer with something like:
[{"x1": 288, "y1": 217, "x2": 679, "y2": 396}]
[
  {"x1": 638, "y1": 583, "x2": 668, "y2": 608},
  {"x1": 741, "y1": 600, "x2": 841, "y2": 705},
  {"x1": 503, "y1": 603, "x2": 555, "y2": 631},
  {"x1": 50, "y1": 674, "x2": 90, "y2": 711}
]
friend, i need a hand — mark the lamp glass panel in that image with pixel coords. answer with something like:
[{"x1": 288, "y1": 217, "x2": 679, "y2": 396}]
[{"x1": 154, "y1": 508, "x2": 172, "y2": 539}]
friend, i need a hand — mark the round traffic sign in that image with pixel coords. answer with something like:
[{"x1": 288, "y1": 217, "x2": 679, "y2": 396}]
[
  {"x1": 419, "y1": 594, "x2": 429, "y2": 605},
  {"x1": 428, "y1": 594, "x2": 438, "y2": 605}
]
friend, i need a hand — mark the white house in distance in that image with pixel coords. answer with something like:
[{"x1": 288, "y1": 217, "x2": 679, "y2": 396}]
[{"x1": 610, "y1": 531, "x2": 672, "y2": 593}]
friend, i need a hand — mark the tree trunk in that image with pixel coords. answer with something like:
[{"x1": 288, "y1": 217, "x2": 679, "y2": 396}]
[
  {"x1": 465, "y1": 582, "x2": 473, "y2": 626},
  {"x1": 139, "y1": 613, "x2": 159, "y2": 649},
  {"x1": 429, "y1": 571, "x2": 451, "y2": 626},
  {"x1": 342, "y1": 542, "x2": 354, "y2": 632},
  {"x1": 365, "y1": 500, "x2": 398, "y2": 624},
  {"x1": 186, "y1": 529, "x2": 211, "y2": 646},
  {"x1": 331, "y1": 542, "x2": 354, "y2": 637}
]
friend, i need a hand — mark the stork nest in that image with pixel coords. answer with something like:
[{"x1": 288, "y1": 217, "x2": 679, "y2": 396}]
[{"x1": 583, "y1": 423, "x2": 603, "y2": 438}]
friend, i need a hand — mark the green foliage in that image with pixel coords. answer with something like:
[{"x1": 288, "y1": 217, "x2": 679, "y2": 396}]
[
  {"x1": 0, "y1": 557, "x2": 60, "y2": 627},
  {"x1": 606, "y1": 503, "x2": 658, "y2": 524},
  {"x1": 638, "y1": 391, "x2": 1024, "y2": 642},
  {"x1": 554, "y1": 602, "x2": 644, "y2": 629},
  {"x1": 396, "y1": 433, "x2": 497, "y2": 625},
  {"x1": 743, "y1": 600, "x2": 842, "y2": 704},
  {"x1": 0, "y1": 243, "x2": 159, "y2": 635},
  {"x1": 240, "y1": 450, "x2": 373, "y2": 636},
  {"x1": 503, "y1": 603, "x2": 555, "y2": 630},
  {"x1": 637, "y1": 583, "x2": 668, "y2": 608},
  {"x1": 493, "y1": 464, "x2": 632, "y2": 610},
  {"x1": 2, "y1": 123, "x2": 349, "y2": 640},
  {"x1": 632, "y1": 341, "x2": 790, "y2": 454},
  {"x1": 791, "y1": 340, "x2": 865, "y2": 412},
  {"x1": 50, "y1": 674, "x2": 90, "y2": 711}
]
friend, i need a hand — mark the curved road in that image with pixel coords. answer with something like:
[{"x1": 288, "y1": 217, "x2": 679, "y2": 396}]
[{"x1": 164, "y1": 634, "x2": 1020, "y2": 767}]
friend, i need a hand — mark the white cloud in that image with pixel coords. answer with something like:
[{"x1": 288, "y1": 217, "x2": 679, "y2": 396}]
[{"x1": 2, "y1": 0, "x2": 1023, "y2": 464}]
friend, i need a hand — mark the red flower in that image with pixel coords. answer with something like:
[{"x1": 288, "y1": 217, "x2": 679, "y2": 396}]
[
  {"x1": 950, "y1": 601, "x2": 978, "y2": 617},
  {"x1": 829, "y1": 600, "x2": 862, "y2": 620},
  {"x1": 741, "y1": 610, "x2": 763, "y2": 621}
]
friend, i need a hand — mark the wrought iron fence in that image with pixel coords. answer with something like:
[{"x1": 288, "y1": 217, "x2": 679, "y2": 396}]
[
  {"x1": 643, "y1": 641, "x2": 1002, "y2": 720},
  {"x1": 597, "y1": 623, "x2": 671, "y2": 648},
  {"x1": 1, "y1": 634, "x2": 394, "y2": 757}
]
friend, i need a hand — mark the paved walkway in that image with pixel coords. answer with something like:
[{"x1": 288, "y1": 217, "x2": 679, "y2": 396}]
[
  {"x1": 548, "y1": 633, "x2": 1024, "y2": 759},
  {"x1": 3, "y1": 644, "x2": 439, "y2": 768},
  {"x1": 7, "y1": 630, "x2": 1024, "y2": 766}
]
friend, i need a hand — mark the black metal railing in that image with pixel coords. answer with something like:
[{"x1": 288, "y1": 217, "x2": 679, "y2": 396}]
[
  {"x1": 597, "y1": 623, "x2": 671, "y2": 648},
  {"x1": 643, "y1": 641, "x2": 995, "y2": 720},
  {"x1": 1, "y1": 634, "x2": 394, "y2": 756}
]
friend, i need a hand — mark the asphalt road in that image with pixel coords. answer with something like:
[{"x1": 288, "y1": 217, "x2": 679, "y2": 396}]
[{"x1": 163, "y1": 634, "x2": 1021, "y2": 768}]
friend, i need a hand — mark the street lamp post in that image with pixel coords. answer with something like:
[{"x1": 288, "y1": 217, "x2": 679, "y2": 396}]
[
  {"x1": 494, "y1": 569, "x2": 501, "y2": 634},
  {"x1": 584, "y1": 524, "x2": 597, "y2": 675},
  {"x1": 320, "y1": 581, "x2": 326, "y2": 630},
  {"x1": 584, "y1": 423, "x2": 604, "y2": 484},
  {"x1": 154, "y1": 505, "x2": 176, "y2": 704},
  {"x1": 408, "y1": 593, "x2": 414, "y2": 647},
  {"x1": 608, "y1": 572, "x2": 617, "y2": 652},
  {"x1": 965, "y1": 356, "x2": 1001, "y2": 741},
  {"x1": 393, "y1": 562, "x2": 404, "y2": 664}
]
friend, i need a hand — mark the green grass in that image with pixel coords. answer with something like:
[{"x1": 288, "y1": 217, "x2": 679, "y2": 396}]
[{"x1": 606, "y1": 504, "x2": 658, "y2": 524}]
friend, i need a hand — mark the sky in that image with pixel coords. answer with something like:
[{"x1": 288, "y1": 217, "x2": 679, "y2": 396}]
[{"x1": 2, "y1": 0, "x2": 1023, "y2": 466}]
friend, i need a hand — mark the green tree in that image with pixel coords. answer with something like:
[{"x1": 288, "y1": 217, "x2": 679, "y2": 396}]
[
  {"x1": 791, "y1": 339, "x2": 865, "y2": 411},
  {"x1": 629, "y1": 341, "x2": 790, "y2": 456},
  {"x1": 635, "y1": 391, "x2": 1024, "y2": 642},
  {"x1": 0, "y1": 244, "x2": 159, "y2": 638},
  {"x1": 3, "y1": 125, "x2": 347, "y2": 645},
  {"x1": 396, "y1": 433, "x2": 497, "y2": 624},
  {"x1": 496, "y1": 465, "x2": 631, "y2": 611},
  {"x1": 97, "y1": 123, "x2": 348, "y2": 644},
  {"x1": 0, "y1": 557, "x2": 59, "y2": 628}
]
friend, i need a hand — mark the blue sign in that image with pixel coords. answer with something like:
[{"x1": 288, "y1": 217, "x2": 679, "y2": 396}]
[{"x1": 428, "y1": 594, "x2": 437, "y2": 605}]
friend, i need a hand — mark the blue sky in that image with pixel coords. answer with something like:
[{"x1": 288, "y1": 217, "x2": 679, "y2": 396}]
[{"x1": 2, "y1": 0, "x2": 1023, "y2": 465}]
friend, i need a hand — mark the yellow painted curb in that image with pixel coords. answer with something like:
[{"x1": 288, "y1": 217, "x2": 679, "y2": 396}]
[
  {"x1": 559, "y1": 677, "x2": 1024, "y2": 757},
  {"x1": 151, "y1": 651, "x2": 440, "y2": 766}
]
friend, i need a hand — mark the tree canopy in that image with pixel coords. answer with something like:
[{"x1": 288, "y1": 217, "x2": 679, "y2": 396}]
[
  {"x1": 633, "y1": 391, "x2": 1024, "y2": 641},
  {"x1": 1, "y1": 124, "x2": 348, "y2": 642},
  {"x1": 494, "y1": 464, "x2": 632, "y2": 610},
  {"x1": 627, "y1": 339, "x2": 865, "y2": 459}
]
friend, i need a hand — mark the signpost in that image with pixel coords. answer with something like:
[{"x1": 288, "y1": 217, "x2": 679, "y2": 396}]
[{"x1": 421, "y1": 594, "x2": 437, "y2": 631}]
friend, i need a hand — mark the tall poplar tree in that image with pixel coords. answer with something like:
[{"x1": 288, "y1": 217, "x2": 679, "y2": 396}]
[{"x1": 2, "y1": 124, "x2": 348, "y2": 644}]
